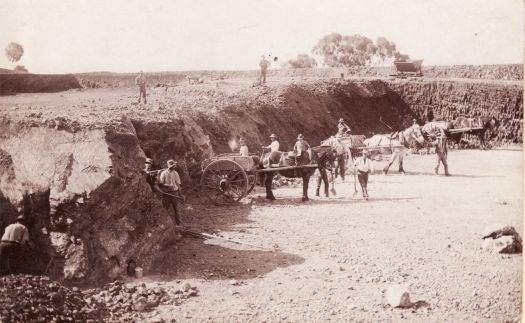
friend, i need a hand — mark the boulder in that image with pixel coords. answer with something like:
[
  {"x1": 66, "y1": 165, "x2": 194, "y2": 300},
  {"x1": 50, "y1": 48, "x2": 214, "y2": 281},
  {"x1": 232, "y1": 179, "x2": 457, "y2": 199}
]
[{"x1": 385, "y1": 284, "x2": 411, "y2": 308}]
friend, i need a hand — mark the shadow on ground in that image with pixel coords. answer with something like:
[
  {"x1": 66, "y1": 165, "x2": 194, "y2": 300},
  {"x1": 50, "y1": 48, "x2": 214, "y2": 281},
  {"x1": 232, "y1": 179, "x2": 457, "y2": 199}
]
[{"x1": 150, "y1": 197, "x2": 304, "y2": 280}]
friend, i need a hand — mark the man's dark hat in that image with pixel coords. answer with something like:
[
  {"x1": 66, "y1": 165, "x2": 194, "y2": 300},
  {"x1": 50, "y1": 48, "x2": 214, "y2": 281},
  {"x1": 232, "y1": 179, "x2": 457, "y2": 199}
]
[{"x1": 15, "y1": 215, "x2": 26, "y2": 223}]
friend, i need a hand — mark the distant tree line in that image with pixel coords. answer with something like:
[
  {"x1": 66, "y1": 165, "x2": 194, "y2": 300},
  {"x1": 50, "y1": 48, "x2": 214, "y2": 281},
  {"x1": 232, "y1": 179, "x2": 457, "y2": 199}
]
[{"x1": 285, "y1": 33, "x2": 409, "y2": 69}]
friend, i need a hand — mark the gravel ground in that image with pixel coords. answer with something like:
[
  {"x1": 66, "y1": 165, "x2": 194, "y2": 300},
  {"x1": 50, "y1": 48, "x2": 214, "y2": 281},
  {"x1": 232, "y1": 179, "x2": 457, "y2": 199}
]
[{"x1": 135, "y1": 149, "x2": 523, "y2": 322}]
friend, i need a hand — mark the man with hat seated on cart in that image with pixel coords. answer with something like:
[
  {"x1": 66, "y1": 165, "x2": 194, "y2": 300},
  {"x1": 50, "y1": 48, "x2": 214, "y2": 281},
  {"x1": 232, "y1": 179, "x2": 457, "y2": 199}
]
[
  {"x1": 262, "y1": 133, "x2": 280, "y2": 168},
  {"x1": 293, "y1": 134, "x2": 312, "y2": 166},
  {"x1": 336, "y1": 118, "x2": 351, "y2": 137},
  {"x1": 239, "y1": 138, "x2": 250, "y2": 157},
  {"x1": 158, "y1": 159, "x2": 184, "y2": 225}
]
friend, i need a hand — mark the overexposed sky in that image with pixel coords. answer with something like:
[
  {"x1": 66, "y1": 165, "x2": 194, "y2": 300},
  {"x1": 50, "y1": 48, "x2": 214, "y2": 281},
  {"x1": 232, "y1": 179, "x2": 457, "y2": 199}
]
[{"x1": 0, "y1": 0, "x2": 522, "y2": 73}]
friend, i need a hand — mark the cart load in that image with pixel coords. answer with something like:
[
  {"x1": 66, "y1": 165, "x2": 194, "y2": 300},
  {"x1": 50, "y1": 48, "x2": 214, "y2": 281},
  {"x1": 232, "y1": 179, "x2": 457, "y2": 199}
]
[{"x1": 321, "y1": 135, "x2": 366, "y2": 156}]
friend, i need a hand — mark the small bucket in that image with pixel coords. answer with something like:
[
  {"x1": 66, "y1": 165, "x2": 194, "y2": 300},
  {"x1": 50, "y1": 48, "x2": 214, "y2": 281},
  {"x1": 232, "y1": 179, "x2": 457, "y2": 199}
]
[{"x1": 135, "y1": 267, "x2": 143, "y2": 278}]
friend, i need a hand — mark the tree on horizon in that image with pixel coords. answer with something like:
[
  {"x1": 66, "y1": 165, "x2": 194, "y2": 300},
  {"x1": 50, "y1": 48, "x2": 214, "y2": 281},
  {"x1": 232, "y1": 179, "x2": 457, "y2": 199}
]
[
  {"x1": 5, "y1": 42, "x2": 24, "y2": 64},
  {"x1": 312, "y1": 33, "x2": 409, "y2": 67}
]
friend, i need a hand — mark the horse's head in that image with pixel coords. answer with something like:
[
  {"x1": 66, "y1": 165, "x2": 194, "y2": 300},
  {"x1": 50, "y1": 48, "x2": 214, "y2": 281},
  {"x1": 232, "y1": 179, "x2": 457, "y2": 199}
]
[{"x1": 312, "y1": 146, "x2": 336, "y2": 170}]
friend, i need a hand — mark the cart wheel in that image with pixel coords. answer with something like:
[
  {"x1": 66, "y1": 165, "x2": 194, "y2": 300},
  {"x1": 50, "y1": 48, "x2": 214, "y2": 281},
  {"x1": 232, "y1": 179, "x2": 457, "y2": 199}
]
[{"x1": 200, "y1": 160, "x2": 248, "y2": 205}]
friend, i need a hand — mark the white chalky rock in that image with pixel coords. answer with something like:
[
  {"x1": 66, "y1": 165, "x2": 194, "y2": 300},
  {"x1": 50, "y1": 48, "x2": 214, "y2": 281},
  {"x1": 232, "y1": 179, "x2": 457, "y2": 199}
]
[{"x1": 386, "y1": 284, "x2": 411, "y2": 308}]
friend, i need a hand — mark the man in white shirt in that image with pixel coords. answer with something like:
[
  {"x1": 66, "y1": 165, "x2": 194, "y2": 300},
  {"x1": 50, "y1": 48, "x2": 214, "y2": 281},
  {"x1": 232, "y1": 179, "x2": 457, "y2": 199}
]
[
  {"x1": 239, "y1": 138, "x2": 249, "y2": 156},
  {"x1": 262, "y1": 134, "x2": 280, "y2": 168},
  {"x1": 354, "y1": 149, "x2": 374, "y2": 199},
  {"x1": 263, "y1": 134, "x2": 280, "y2": 152},
  {"x1": 0, "y1": 215, "x2": 31, "y2": 274},
  {"x1": 158, "y1": 159, "x2": 183, "y2": 225}
]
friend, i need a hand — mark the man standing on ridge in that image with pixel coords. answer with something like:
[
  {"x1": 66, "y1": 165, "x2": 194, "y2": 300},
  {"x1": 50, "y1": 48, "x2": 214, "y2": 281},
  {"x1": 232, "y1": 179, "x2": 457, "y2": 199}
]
[
  {"x1": 259, "y1": 55, "x2": 269, "y2": 85},
  {"x1": 135, "y1": 70, "x2": 147, "y2": 104}
]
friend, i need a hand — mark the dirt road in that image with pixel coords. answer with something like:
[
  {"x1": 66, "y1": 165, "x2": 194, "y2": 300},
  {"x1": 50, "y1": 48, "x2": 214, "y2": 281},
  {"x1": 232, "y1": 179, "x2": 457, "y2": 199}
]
[{"x1": 126, "y1": 149, "x2": 522, "y2": 322}]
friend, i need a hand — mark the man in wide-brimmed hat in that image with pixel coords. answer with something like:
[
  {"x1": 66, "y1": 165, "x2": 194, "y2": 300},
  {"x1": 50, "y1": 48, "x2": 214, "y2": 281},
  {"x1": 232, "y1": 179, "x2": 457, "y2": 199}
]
[
  {"x1": 353, "y1": 149, "x2": 374, "y2": 200},
  {"x1": 0, "y1": 215, "x2": 30, "y2": 275},
  {"x1": 293, "y1": 134, "x2": 312, "y2": 165},
  {"x1": 261, "y1": 134, "x2": 280, "y2": 168},
  {"x1": 262, "y1": 133, "x2": 280, "y2": 152},
  {"x1": 239, "y1": 138, "x2": 249, "y2": 156},
  {"x1": 158, "y1": 159, "x2": 183, "y2": 225},
  {"x1": 143, "y1": 157, "x2": 163, "y2": 196},
  {"x1": 336, "y1": 118, "x2": 351, "y2": 137}
]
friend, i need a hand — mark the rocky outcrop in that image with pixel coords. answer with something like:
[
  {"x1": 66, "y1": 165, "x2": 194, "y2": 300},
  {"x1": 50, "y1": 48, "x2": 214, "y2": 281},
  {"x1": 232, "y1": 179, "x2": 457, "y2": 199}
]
[
  {"x1": 0, "y1": 118, "x2": 178, "y2": 283},
  {"x1": 387, "y1": 80, "x2": 523, "y2": 144}
]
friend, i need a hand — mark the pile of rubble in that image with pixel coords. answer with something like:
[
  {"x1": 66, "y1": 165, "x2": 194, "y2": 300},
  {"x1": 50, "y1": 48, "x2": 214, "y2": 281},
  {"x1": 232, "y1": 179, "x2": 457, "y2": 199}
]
[
  {"x1": 272, "y1": 176, "x2": 302, "y2": 188},
  {"x1": 86, "y1": 280, "x2": 199, "y2": 322},
  {"x1": 0, "y1": 274, "x2": 106, "y2": 322},
  {"x1": 0, "y1": 275, "x2": 200, "y2": 323}
]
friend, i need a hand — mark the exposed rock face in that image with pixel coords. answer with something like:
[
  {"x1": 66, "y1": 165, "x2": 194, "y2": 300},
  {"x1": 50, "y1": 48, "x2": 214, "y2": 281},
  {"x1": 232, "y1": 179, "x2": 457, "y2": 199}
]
[
  {"x1": 387, "y1": 80, "x2": 523, "y2": 144},
  {"x1": 0, "y1": 119, "x2": 177, "y2": 283}
]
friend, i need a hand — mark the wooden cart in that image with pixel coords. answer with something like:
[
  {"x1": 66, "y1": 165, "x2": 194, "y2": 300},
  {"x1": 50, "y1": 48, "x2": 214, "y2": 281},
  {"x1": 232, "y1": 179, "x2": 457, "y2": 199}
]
[{"x1": 200, "y1": 153, "x2": 318, "y2": 205}]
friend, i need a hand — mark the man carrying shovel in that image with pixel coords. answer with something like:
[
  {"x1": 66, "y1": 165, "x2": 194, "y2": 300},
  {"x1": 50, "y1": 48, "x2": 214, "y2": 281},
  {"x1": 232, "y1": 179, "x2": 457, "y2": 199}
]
[
  {"x1": 353, "y1": 149, "x2": 374, "y2": 200},
  {"x1": 158, "y1": 159, "x2": 185, "y2": 225}
]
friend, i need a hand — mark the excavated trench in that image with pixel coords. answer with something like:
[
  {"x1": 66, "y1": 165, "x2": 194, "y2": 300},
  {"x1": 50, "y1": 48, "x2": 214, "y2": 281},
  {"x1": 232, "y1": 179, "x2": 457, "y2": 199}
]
[{"x1": 0, "y1": 77, "x2": 521, "y2": 284}]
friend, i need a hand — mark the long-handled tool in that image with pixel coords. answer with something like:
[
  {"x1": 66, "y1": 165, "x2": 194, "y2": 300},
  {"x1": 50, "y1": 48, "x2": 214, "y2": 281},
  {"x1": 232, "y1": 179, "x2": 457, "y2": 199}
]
[
  {"x1": 174, "y1": 226, "x2": 270, "y2": 251},
  {"x1": 160, "y1": 190, "x2": 186, "y2": 202}
]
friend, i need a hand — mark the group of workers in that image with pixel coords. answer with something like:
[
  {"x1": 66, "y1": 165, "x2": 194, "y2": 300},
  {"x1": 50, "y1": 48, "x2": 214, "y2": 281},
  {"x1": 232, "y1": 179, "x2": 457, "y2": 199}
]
[{"x1": 0, "y1": 116, "x2": 450, "y2": 275}]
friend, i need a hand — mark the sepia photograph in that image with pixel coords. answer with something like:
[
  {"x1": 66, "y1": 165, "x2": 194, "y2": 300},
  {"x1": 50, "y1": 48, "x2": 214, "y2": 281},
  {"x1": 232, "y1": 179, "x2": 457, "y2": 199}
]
[{"x1": 0, "y1": 0, "x2": 522, "y2": 322}]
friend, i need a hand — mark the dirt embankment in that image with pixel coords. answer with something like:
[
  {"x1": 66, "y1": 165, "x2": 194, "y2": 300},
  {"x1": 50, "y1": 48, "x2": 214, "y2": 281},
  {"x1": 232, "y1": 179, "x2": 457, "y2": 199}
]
[
  {"x1": 0, "y1": 74, "x2": 81, "y2": 95},
  {"x1": 387, "y1": 79, "x2": 523, "y2": 144}
]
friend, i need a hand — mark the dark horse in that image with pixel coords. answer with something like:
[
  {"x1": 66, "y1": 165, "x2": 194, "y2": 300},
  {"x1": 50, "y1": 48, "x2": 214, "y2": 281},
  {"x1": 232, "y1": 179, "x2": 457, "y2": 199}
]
[
  {"x1": 447, "y1": 116, "x2": 499, "y2": 149},
  {"x1": 259, "y1": 146, "x2": 336, "y2": 202}
]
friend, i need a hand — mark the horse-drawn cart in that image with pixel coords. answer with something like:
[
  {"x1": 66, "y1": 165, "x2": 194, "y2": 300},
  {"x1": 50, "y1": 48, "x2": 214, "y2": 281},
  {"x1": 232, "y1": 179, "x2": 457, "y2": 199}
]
[{"x1": 200, "y1": 153, "x2": 318, "y2": 205}]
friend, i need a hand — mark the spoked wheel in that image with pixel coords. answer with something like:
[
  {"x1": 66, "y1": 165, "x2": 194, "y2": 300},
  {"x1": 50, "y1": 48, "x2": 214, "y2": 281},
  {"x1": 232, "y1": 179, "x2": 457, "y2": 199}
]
[{"x1": 200, "y1": 160, "x2": 248, "y2": 205}]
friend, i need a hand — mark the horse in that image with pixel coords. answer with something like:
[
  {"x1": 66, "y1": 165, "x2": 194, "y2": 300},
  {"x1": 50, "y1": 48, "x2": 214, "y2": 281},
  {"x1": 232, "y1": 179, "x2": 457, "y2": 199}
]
[
  {"x1": 363, "y1": 125, "x2": 425, "y2": 174},
  {"x1": 259, "y1": 146, "x2": 336, "y2": 201},
  {"x1": 320, "y1": 135, "x2": 366, "y2": 181},
  {"x1": 315, "y1": 152, "x2": 336, "y2": 198},
  {"x1": 447, "y1": 116, "x2": 499, "y2": 149}
]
